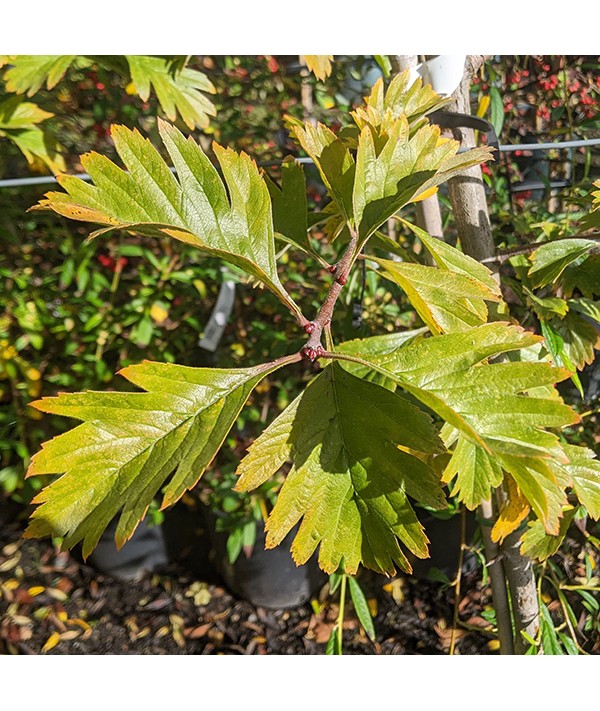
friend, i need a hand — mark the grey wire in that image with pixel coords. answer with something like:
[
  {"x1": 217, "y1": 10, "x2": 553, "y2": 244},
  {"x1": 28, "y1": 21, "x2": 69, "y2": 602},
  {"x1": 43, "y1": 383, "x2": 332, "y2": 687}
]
[{"x1": 0, "y1": 138, "x2": 598, "y2": 190}]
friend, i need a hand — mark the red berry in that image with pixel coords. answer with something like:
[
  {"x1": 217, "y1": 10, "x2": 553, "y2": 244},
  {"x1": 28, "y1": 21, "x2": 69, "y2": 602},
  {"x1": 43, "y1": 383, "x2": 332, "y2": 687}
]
[
  {"x1": 304, "y1": 322, "x2": 315, "y2": 334},
  {"x1": 336, "y1": 275, "x2": 348, "y2": 286}
]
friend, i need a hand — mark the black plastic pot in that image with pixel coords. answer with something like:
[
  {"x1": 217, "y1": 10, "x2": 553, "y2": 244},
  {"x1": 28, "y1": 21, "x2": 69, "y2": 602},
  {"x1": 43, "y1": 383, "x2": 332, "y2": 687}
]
[{"x1": 202, "y1": 508, "x2": 326, "y2": 609}]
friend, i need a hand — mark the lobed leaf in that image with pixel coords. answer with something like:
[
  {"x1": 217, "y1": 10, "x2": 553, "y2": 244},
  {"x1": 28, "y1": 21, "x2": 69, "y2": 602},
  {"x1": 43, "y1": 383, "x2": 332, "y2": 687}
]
[
  {"x1": 1, "y1": 55, "x2": 77, "y2": 95},
  {"x1": 301, "y1": 55, "x2": 333, "y2": 81},
  {"x1": 237, "y1": 362, "x2": 445, "y2": 576},
  {"x1": 349, "y1": 323, "x2": 579, "y2": 532},
  {"x1": 528, "y1": 239, "x2": 597, "y2": 288},
  {"x1": 25, "y1": 355, "x2": 297, "y2": 557},
  {"x1": 125, "y1": 55, "x2": 216, "y2": 130},
  {"x1": 373, "y1": 256, "x2": 500, "y2": 335},
  {"x1": 33, "y1": 120, "x2": 302, "y2": 320}
]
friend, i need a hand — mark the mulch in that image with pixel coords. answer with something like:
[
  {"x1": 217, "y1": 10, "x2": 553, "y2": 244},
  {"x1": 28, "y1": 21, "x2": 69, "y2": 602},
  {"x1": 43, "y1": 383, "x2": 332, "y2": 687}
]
[{"x1": 0, "y1": 508, "x2": 495, "y2": 656}]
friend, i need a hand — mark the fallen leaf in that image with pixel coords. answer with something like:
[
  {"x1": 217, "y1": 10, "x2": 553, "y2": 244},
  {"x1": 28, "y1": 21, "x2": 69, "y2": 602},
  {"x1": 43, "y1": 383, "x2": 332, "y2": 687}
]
[{"x1": 41, "y1": 632, "x2": 61, "y2": 653}]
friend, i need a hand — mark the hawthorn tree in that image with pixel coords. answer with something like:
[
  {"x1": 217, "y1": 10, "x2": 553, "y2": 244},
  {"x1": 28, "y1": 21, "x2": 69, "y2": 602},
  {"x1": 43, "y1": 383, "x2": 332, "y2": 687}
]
[{"x1": 23, "y1": 71, "x2": 600, "y2": 652}]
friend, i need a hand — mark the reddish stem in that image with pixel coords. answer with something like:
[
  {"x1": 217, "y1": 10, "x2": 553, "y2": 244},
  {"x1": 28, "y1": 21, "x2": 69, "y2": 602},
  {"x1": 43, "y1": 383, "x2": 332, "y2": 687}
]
[{"x1": 301, "y1": 227, "x2": 358, "y2": 359}]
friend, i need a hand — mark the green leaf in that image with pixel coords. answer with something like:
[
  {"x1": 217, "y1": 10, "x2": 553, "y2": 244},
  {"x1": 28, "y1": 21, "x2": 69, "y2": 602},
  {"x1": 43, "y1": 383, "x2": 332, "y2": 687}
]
[
  {"x1": 125, "y1": 55, "x2": 216, "y2": 130},
  {"x1": 336, "y1": 328, "x2": 427, "y2": 389},
  {"x1": 557, "y1": 444, "x2": 600, "y2": 519},
  {"x1": 352, "y1": 323, "x2": 578, "y2": 530},
  {"x1": 25, "y1": 355, "x2": 297, "y2": 557},
  {"x1": 540, "y1": 602, "x2": 564, "y2": 655},
  {"x1": 288, "y1": 119, "x2": 356, "y2": 223},
  {"x1": 402, "y1": 218, "x2": 501, "y2": 294},
  {"x1": 34, "y1": 120, "x2": 301, "y2": 320},
  {"x1": 0, "y1": 97, "x2": 65, "y2": 174},
  {"x1": 0, "y1": 96, "x2": 53, "y2": 129},
  {"x1": 528, "y1": 239, "x2": 597, "y2": 288},
  {"x1": 562, "y1": 254, "x2": 600, "y2": 298},
  {"x1": 568, "y1": 298, "x2": 600, "y2": 325},
  {"x1": 373, "y1": 56, "x2": 392, "y2": 79},
  {"x1": 264, "y1": 157, "x2": 313, "y2": 255},
  {"x1": 348, "y1": 576, "x2": 376, "y2": 641},
  {"x1": 489, "y1": 86, "x2": 505, "y2": 136},
  {"x1": 520, "y1": 508, "x2": 576, "y2": 561},
  {"x1": 524, "y1": 287, "x2": 569, "y2": 320},
  {"x1": 540, "y1": 319, "x2": 584, "y2": 396},
  {"x1": 1, "y1": 55, "x2": 77, "y2": 95},
  {"x1": 325, "y1": 626, "x2": 340, "y2": 655},
  {"x1": 358, "y1": 72, "x2": 449, "y2": 129},
  {"x1": 352, "y1": 120, "x2": 493, "y2": 245},
  {"x1": 442, "y1": 436, "x2": 503, "y2": 510},
  {"x1": 373, "y1": 257, "x2": 500, "y2": 335},
  {"x1": 236, "y1": 362, "x2": 445, "y2": 575},
  {"x1": 553, "y1": 312, "x2": 600, "y2": 370},
  {"x1": 3, "y1": 124, "x2": 65, "y2": 174},
  {"x1": 226, "y1": 527, "x2": 244, "y2": 564}
]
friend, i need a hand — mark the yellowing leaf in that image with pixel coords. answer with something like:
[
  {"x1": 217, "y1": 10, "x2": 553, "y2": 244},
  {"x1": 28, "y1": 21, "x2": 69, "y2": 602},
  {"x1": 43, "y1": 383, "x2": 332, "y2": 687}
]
[
  {"x1": 491, "y1": 475, "x2": 531, "y2": 544},
  {"x1": 349, "y1": 323, "x2": 579, "y2": 533},
  {"x1": 477, "y1": 95, "x2": 491, "y2": 118},
  {"x1": 237, "y1": 362, "x2": 444, "y2": 576},
  {"x1": 412, "y1": 186, "x2": 439, "y2": 202},
  {"x1": 2, "y1": 56, "x2": 77, "y2": 96},
  {"x1": 301, "y1": 55, "x2": 333, "y2": 81},
  {"x1": 25, "y1": 355, "x2": 298, "y2": 557},
  {"x1": 33, "y1": 120, "x2": 302, "y2": 321},
  {"x1": 150, "y1": 302, "x2": 169, "y2": 324},
  {"x1": 41, "y1": 631, "x2": 61, "y2": 653},
  {"x1": 126, "y1": 56, "x2": 216, "y2": 130}
]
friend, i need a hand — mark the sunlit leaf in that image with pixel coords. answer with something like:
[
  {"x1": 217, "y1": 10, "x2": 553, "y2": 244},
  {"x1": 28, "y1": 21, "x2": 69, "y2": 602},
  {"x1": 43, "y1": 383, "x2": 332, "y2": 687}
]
[
  {"x1": 528, "y1": 239, "x2": 597, "y2": 288},
  {"x1": 373, "y1": 256, "x2": 500, "y2": 335},
  {"x1": 33, "y1": 120, "x2": 302, "y2": 320},
  {"x1": 126, "y1": 55, "x2": 216, "y2": 130},
  {"x1": 237, "y1": 362, "x2": 445, "y2": 575},
  {"x1": 520, "y1": 508, "x2": 576, "y2": 561},
  {"x1": 351, "y1": 323, "x2": 578, "y2": 531},
  {"x1": 25, "y1": 355, "x2": 297, "y2": 557},
  {"x1": 1, "y1": 55, "x2": 77, "y2": 95},
  {"x1": 301, "y1": 55, "x2": 333, "y2": 81}
]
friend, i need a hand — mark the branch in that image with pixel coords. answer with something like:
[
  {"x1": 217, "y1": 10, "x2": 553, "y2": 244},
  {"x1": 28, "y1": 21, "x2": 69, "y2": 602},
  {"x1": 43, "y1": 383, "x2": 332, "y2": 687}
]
[{"x1": 301, "y1": 227, "x2": 359, "y2": 361}]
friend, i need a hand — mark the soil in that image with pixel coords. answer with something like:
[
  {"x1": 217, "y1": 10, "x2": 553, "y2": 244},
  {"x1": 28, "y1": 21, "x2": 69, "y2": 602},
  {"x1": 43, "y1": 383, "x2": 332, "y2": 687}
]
[{"x1": 0, "y1": 503, "x2": 496, "y2": 656}]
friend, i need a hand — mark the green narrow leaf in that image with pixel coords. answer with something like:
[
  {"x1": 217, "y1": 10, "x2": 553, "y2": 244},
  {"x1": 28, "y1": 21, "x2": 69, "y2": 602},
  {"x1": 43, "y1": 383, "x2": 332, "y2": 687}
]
[
  {"x1": 373, "y1": 55, "x2": 392, "y2": 79},
  {"x1": 25, "y1": 354, "x2": 297, "y2": 557},
  {"x1": 264, "y1": 157, "x2": 313, "y2": 255},
  {"x1": 237, "y1": 362, "x2": 445, "y2": 576},
  {"x1": 489, "y1": 86, "x2": 505, "y2": 137},
  {"x1": 33, "y1": 120, "x2": 302, "y2": 321},
  {"x1": 226, "y1": 527, "x2": 244, "y2": 564},
  {"x1": 348, "y1": 576, "x2": 376, "y2": 641},
  {"x1": 325, "y1": 626, "x2": 340, "y2": 655}
]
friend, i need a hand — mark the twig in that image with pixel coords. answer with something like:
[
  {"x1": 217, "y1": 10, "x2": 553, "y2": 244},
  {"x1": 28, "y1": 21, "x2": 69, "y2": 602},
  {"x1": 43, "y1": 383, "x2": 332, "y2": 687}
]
[{"x1": 301, "y1": 226, "x2": 358, "y2": 361}]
